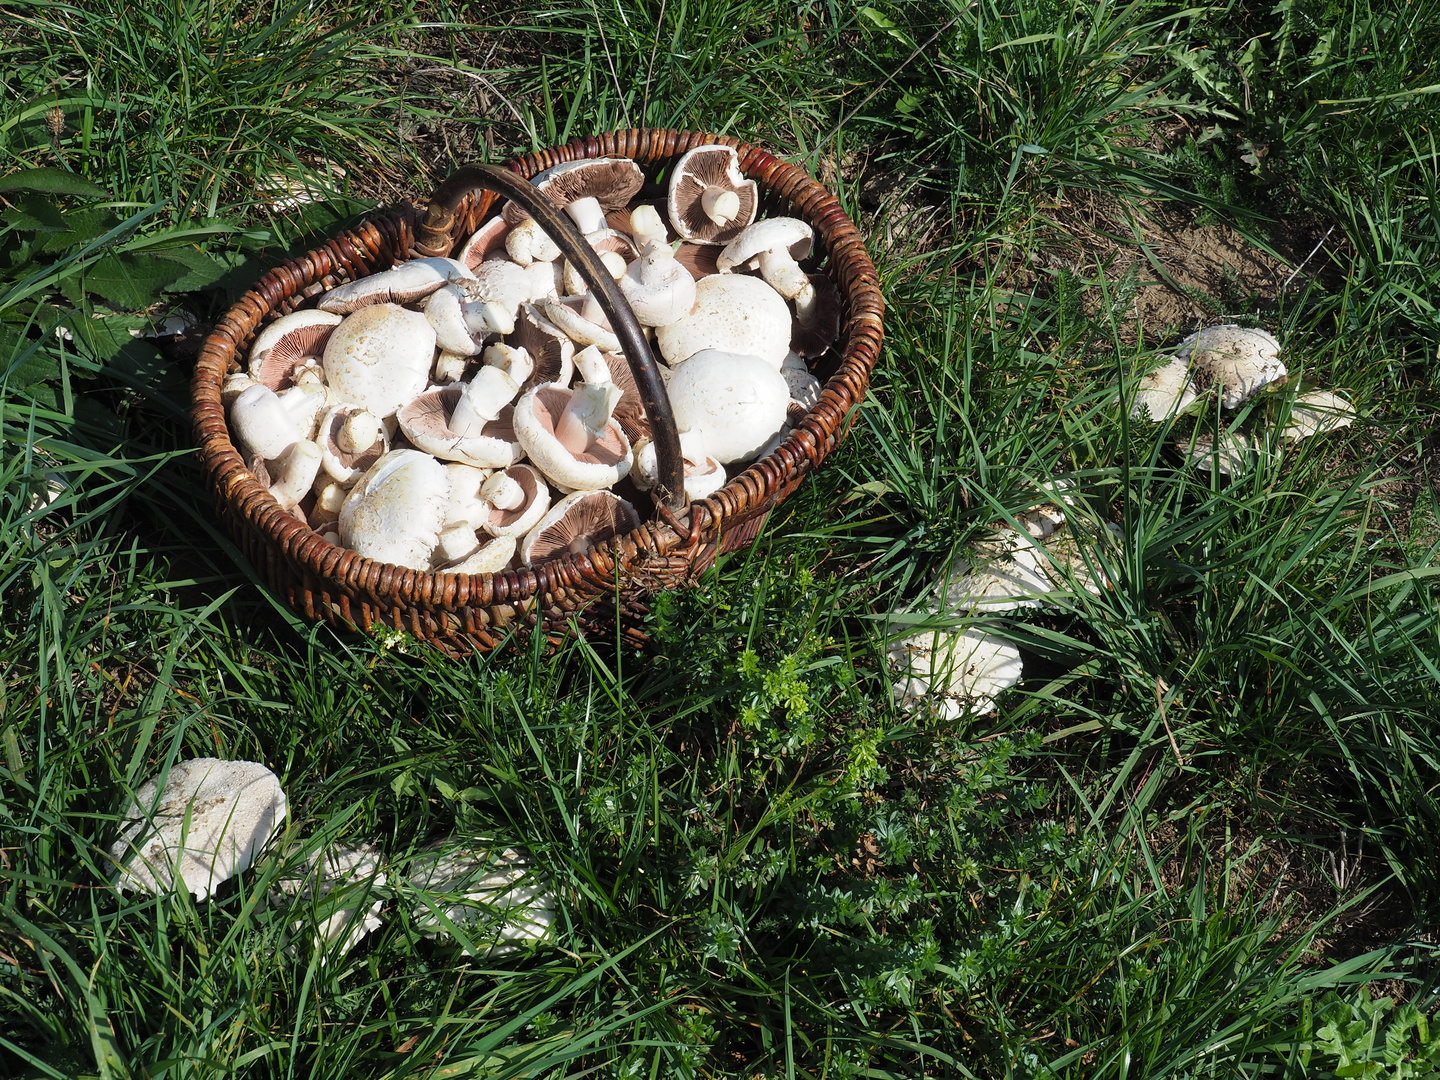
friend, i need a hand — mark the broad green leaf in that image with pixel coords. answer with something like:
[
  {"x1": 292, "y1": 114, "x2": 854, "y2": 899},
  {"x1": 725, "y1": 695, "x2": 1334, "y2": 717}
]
[
  {"x1": 2, "y1": 195, "x2": 69, "y2": 233},
  {"x1": 31, "y1": 208, "x2": 121, "y2": 254},
  {"x1": 152, "y1": 247, "x2": 231, "y2": 292},
  {"x1": 61, "y1": 252, "x2": 188, "y2": 310},
  {"x1": 65, "y1": 312, "x2": 150, "y2": 364},
  {"x1": 0, "y1": 326, "x2": 61, "y2": 388},
  {"x1": 0, "y1": 166, "x2": 109, "y2": 199}
]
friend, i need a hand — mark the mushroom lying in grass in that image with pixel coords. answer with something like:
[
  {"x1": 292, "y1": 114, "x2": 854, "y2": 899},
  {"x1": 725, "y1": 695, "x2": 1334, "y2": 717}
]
[
  {"x1": 110, "y1": 758, "x2": 287, "y2": 901},
  {"x1": 888, "y1": 626, "x2": 1024, "y2": 721},
  {"x1": 407, "y1": 846, "x2": 555, "y2": 957},
  {"x1": 275, "y1": 844, "x2": 387, "y2": 958},
  {"x1": 1283, "y1": 390, "x2": 1355, "y2": 440},
  {"x1": 1131, "y1": 356, "x2": 1198, "y2": 422},
  {"x1": 1174, "y1": 324, "x2": 1286, "y2": 409}
]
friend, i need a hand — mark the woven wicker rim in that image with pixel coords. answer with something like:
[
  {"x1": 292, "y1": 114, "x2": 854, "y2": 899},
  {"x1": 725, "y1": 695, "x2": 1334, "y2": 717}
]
[{"x1": 189, "y1": 128, "x2": 885, "y2": 648}]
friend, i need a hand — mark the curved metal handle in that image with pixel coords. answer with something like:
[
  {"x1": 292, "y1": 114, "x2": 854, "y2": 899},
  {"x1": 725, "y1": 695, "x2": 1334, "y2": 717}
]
[{"x1": 417, "y1": 163, "x2": 688, "y2": 515}]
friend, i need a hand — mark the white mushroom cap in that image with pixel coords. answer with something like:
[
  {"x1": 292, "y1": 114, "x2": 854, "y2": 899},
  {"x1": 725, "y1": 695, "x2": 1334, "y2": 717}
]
[
  {"x1": 1173, "y1": 324, "x2": 1286, "y2": 409},
  {"x1": 1131, "y1": 356, "x2": 1199, "y2": 421},
  {"x1": 513, "y1": 382, "x2": 632, "y2": 491},
  {"x1": 444, "y1": 533, "x2": 517, "y2": 574},
  {"x1": 110, "y1": 758, "x2": 287, "y2": 901},
  {"x1": 425, "y1": 283, "x2": 483, "y2": 357},
  {"x1": 338, "y1": 449, "x2": 451, "y2": 570},
  {"x1": 665, "y1": 349, "x2": 790, "y2": 464},
  {"x1": 318, "y1": 257, "x2": 475, "y2": 314},
  {"x1": 248, "y1": 310, "x2": 344, "y2": 390},
  {"x1": 1283, "y1": 389, "x2": 1355, "y2": 440},
  {"x1": 275, "y1": 844, "x2": 386, "y2": 958},
  {"x1": 630, "y1": 430, "x2": 726, "y2": 501},
  {"x1": 407, "y1": 846, "x2": 555, "y2": 956},
  {"x1": 655, "y1": 274, "x2": 792, "y2": 368},
  {"x1": 231, "y1": 383, "x2": 306, "y2": 461},
  {"x1": 322, "y1": 303, "x2": 436, "y2": 419},
  {"x1": 716, "y1": 217, "x2": 813, "y2": 272},
  {"x1": 888, "y1": 626, "x2": 1023, "y2": 720}
]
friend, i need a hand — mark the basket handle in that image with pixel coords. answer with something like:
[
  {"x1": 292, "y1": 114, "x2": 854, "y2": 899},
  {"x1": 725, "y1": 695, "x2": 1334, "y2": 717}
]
[{"x1": 416, "y1": 163, "x2": 688, "y2": 516}]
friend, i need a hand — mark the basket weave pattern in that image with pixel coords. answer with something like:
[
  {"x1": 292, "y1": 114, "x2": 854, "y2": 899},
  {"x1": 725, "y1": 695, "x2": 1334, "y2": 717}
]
[{"x1": 190, "y1": 128, "x2": 884, "y2": 652}]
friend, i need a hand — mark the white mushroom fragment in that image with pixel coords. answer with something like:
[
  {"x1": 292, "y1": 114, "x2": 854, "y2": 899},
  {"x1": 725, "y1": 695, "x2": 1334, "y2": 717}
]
[
  {"x1": 110, "y1": 758, "x2": 287, "y2": 901},
  {"x1": 275, "y1": 844, "x2": 387, "y2": 958},
  {"x1": 888, "y1": 626, "x2": 1023, "y2": 720},
  {"x1": 407, "y1": 846, "x2": 555, "y2": 957},
  {"x1": 1131, "y1": 356, "x2": 1199, "y2": 422}
]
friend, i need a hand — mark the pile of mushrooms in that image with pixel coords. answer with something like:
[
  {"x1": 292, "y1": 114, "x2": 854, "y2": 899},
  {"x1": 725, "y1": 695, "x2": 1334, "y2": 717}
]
[{"x1": 224, "y1": 148, "x2": 842, "y2": 575}]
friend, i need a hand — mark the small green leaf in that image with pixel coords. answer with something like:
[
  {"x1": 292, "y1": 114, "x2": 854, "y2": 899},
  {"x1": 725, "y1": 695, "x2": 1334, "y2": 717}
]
[{"x1": 0, "y1": 166, "x2": 109, "y2": 199}]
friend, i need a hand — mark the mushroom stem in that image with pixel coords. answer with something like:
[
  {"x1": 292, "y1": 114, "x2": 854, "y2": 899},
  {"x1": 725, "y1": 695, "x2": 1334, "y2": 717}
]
[
  {"x1": 481, "y1": 471, "x2": 524, "y2": 511},
  {"x1": 629, "y1": 205, "x2": 669, "y2": 253},
  {"x1": 450, "y1": 366, "x2": 519, "y2": 439},
  {"x1": 483, "y1": 343, "x2": 534, "y2": 385},
  {"x1": 757, "y1": 248, "x2": 817, "y2": 322},
  {"x1": 338, "y1": 411, "x2": 380, "y2": 454},
  {"x1": 556, "y1": 383, "x2": 623, "y2": 455},
  {"x1": 270, "y1": 440, "x2": 324, "y2": 509},
  {"x1": 573, "y1": 345, "x2": 610, "y2": 387},
  {"x1": 701, "y1": 187, "x2": 740, "y2": 226},
  {"x1": 564, "y1": 196, "x2": 608, "y2": 235}
]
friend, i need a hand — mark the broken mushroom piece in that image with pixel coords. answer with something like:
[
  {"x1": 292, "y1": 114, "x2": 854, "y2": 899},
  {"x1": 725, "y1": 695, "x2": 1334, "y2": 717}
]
[
  {"x1": 444, "y1": 533, "x2": 518, "y2": 574},
  {"x1": 275, "y1": 844, "x2": 387, "y2": 958},
  {"x1": 338, "y1": 449, "x2": 451, "y2": 570},
  {"x1": 888, "y1": 626, "x2": 1024, "y2": 721},
  {"x1": 520, "y1": 489, "x2": 640, "y2": 566},
  {"x1": 318, "y1": 257, "x2": 475, "y2": 314},
  {"x1": 513, "y1": 380, "x2": 632, "y2": 491},
  {"x1": 110, "y1": 758, "x2": 287, "y2": 901},
  {"x1": 780, "y1": 352, "x2": 822, "y2": 410},
  {"x1": 631, "y1": 430, "x2": 726, "y2": 502},
  {"x1": 540, "y1": 295, "x2": 621, "y2": 354},
  {"x1": 322, "y1": 303, "x2": 436, "y2": 418},
  {"x1": 667, "y1": 144, "x2": 758, "y2": 245},
  {"x1": 1172, "y1": 324, "x2": 1286, "y2": 409},
  {"x1": 248, "y1": 310, "x2": 343, "y2": 391},
  {"x1": 655, "y1": 274, "x2": 792, "y2": 368},
  {"x1": 479, "y1": 464, "x2": 551, "y2": 539},
  {"x1": 665, "y1": 349, "x2": 790, "y2": 464},
  {"x1": 1283, "y1": 389, "x2": 1355, "y2": 440},
  {"x1": 268, "y1": 439, "x2": 324, "y2": 511}
]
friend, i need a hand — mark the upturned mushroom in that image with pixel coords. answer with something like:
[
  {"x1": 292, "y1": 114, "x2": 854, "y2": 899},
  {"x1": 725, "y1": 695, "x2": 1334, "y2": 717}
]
[
  {"x1": 667, "y1": 144, "x2": 758, "y2": 244},
  {"x1": 317, "y1": 404, "x2": 389, "y2": 487},
  {"x1": 338, "y1": 449, "x2": 451, "y2": 570},
  {"x1": 322, "y1": 303, "x2": 436, "y2": 418},
  {"x1": 318, "y1": 257, "x2": 475, "y2": 314},
  {"x1": 396, "y1": 378, "x2": 524, "y2": 471},
  {"x1": 110, "y1": 758, "x2": 287, "y2": 901},
  {"x1": 664, "y1": 349, "x2": 790, "y2": 464},
  {"x1": 478, "y1": 464, "x2": 551, "y2": 539},
  {"x1": 1173, "y1": 324, "x2": 1286, "y2": 409},
  {"x1": 655, "y1": 274, "x2": 792, "y2": 368},
  {"x1": 507, "y1": 304, "x2": 575, "y2": 387},
  {"x1": 512, "y1": 375, "x2": 632, "y2": 491},
  {"x1": 520, "y1": 489, "x2": 640, "y2": 566},
  {"x1": 248, "y1": 310, "x2": 343, "y2": 390}
]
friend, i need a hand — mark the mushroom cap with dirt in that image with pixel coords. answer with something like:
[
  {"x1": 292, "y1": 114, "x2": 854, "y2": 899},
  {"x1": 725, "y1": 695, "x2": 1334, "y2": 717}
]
[
  {"x1": 110, "y1": 758, "x2": 287, "y2": 900},
  {"x1": 1130, "y1": 356, "x2": 1198, "y2": 422},
  {"x1": 1173, "y1": 324, "x2": 1286, "y2": 409}
]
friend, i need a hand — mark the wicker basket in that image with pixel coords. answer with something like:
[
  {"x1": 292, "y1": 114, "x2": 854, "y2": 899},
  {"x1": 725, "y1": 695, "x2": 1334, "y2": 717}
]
[{"x1": 189, "y1": 129, "x2": 884, "y2": 653}]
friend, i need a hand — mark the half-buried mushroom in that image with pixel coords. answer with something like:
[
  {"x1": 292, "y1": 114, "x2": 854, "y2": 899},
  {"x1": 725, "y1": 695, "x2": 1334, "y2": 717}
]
[
  {"x1": 520, "y1": 489, "x2": 640, "y2": 566},
  {"x1": 888, "y1": 626, "x2": 1023, "y2": 721}
]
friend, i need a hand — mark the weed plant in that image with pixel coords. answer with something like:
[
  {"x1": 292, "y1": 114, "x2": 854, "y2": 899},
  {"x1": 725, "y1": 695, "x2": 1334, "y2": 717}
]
[{"x1": 2, "y1": 0, "x2": 1439, "y2": 1077}]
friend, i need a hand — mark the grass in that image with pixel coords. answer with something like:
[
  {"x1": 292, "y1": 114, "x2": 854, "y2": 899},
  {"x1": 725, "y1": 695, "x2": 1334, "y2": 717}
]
[{"x1": 3, "y1": 0, "x2": 1440, "y2": 1075}]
